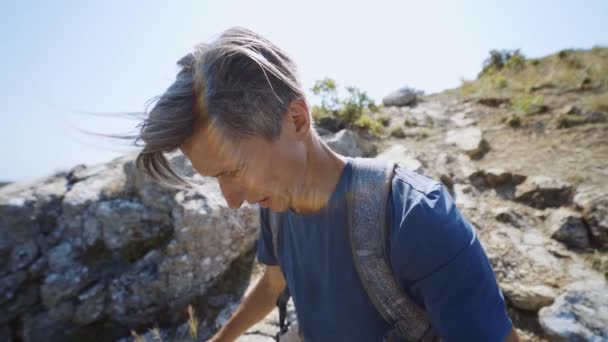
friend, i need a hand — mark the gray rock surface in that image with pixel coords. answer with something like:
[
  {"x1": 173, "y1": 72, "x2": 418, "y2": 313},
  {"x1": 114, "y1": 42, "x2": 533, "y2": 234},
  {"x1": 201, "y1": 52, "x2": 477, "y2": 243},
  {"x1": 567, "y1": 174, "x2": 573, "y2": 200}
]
[
  {"x1": 0, "y1": 153, "x2": 260, "y2": 341},
  {"x1": 514, "y1": 176, "x2": 574, "y2": 209},
  {"x1": 382, "y1": 86, "x2": 422, "y2": 107},
  {"x1": 377, "y1": 145, "x2": 423, "y2": 173},
  {"x1": 582, "y1": 195, "x2": 608, "y2": 248},
  {"x1": 445, "y1": 127, "x2": 490, "y2": 159},
  {"x1": 539, "y1": 280, "x2": 608, "y2": 341},
  {"x1": 547, "y1": 209, "x2": 590, "y2": 249},
  {"x1": 323, "y1": 129, "x2": 364, "y2": 157}
]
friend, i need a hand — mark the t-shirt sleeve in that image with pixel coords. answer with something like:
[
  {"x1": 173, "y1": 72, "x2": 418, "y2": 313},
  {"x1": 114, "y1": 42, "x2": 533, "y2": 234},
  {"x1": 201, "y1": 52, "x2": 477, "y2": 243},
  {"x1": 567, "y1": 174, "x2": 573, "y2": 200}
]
[
  {"x1": 256, "y1": 207, "x2": 279, "y2": 265},
  {"x1": 389, "y1": 182, "x2": 512, "y2": 342}
]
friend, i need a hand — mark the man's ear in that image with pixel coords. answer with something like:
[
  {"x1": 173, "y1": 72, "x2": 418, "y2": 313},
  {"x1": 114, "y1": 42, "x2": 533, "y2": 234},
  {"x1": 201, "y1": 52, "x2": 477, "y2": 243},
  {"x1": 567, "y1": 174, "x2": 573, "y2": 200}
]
[{"x1": 287, "y1": 99, "x2": 311, "y2": 141}]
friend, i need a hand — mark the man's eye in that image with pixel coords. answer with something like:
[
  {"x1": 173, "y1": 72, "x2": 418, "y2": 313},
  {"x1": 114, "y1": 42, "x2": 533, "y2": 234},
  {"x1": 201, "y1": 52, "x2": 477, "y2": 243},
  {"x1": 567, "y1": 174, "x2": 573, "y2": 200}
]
[{"x1": 224, "y1": 169, "x2": 239, "y2": 177}]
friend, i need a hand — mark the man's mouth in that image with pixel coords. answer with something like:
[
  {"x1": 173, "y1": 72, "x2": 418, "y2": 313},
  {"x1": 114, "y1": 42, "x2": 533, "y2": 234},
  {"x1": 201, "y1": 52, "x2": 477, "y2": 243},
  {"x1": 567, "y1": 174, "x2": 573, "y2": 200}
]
[{"x1": 259, "y1": 197, "x2": 270, "y2": 207}]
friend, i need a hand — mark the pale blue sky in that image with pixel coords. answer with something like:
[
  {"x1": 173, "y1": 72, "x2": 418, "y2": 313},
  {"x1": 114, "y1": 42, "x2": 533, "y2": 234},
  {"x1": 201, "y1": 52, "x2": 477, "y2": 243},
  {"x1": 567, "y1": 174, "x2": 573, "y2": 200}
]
[{"x1": 1, "y1": 0, "x2": 606, "y2": 182}]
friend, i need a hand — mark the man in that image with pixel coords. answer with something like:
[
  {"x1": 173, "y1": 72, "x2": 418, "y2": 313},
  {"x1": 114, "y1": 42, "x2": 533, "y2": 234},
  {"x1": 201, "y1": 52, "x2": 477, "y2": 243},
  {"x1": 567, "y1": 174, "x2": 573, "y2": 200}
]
[{"x1": 134, "y1": 26, "x2": 520, "y2": 341}]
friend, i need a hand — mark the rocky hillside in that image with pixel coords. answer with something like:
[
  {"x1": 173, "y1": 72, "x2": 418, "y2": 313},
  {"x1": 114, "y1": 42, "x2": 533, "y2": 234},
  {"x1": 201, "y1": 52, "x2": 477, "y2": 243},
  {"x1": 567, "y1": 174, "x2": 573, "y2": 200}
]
[{"x1": 1, "y1": 47, "x2": 606, "y2": 341}]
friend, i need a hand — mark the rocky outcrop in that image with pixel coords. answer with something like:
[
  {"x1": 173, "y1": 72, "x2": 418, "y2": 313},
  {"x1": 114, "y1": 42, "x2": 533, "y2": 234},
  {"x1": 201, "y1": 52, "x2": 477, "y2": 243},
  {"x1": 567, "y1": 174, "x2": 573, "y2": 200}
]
[{"x1": 0, "y1": 153, "x2": 260, "y2": 341}]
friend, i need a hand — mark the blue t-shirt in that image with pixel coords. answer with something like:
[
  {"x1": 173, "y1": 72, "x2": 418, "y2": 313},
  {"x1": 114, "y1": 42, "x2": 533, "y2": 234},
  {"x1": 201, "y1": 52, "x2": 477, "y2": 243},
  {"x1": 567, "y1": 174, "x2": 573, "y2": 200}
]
[{"x1": 257, "y1": 157, "x2": 512, "y2": 341}]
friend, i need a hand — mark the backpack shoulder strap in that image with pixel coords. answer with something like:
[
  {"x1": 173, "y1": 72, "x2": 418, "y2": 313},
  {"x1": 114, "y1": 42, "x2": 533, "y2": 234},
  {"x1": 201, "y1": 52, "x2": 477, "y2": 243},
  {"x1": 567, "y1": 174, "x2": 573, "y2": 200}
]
[
  {"x1": 347, "y1": 157, "x2": 437, "y2": 342},
  {"x1": 268, "y1": 209, "x2": 282, "y2": 262},
  {"x1": 267, "y1": 210, "x2": 294, "y2": 340}
]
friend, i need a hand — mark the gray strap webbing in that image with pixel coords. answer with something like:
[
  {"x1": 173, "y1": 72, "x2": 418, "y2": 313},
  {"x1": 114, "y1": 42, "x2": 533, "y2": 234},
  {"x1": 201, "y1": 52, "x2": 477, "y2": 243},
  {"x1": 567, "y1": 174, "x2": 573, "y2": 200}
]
[
  {"x1": 268, "y1": 210, "x2": 281, "y2": 262},
  {"x1": 347, "y1": 157, "x2": 436, "y2": 342}
]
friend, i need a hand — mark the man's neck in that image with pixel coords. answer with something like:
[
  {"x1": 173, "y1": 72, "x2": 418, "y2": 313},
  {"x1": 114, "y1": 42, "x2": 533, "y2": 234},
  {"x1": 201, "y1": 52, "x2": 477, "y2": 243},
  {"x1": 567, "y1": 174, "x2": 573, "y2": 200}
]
[{"x1": 289, "y1": 133, "x2": 347, "y2": 215}]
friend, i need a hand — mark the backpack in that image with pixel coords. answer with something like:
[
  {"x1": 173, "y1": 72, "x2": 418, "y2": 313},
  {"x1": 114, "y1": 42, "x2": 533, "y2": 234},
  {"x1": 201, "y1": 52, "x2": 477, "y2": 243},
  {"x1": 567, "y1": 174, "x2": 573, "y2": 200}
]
[{"x1": 268, "y1": 157, "x2": 439, "y2": 342}]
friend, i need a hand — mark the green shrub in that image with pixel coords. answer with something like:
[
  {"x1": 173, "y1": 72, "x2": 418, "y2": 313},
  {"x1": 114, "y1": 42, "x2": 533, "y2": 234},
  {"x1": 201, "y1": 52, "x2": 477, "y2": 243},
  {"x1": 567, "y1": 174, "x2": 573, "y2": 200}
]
[
  {"x1": 558, "y1": 49, "x2": 574, "y2": 59},
  {"x1": 311, "y1": 78, "x2": 340, "y2": 112},
  {"x1": 390, "y1": 127, "x2": 406, "y2": 138},
  {"x1": 339, "y1": 86, "x2": 377, "y2": 124},
  {"x1": 310, "y1": 78, "x2": 380, "y2": 136},
  {"x1": 505, "y1": 114, "x2": 522, "y2": 127},
  {"x1": 354, "y1": 114, "x2": 384, "y2": 137},
  {"x1": 511, "y1": 94, "x2": 545, "y2": 115},
  {"x1": 480, "y1": 49, "x2": 525, "y2": 76},
  {"x1": 418, "y1": 128, "x2": 430, "y2": 138},
  {"x1": 378, "y1": 114, "x2": 391, "y2": 127},
  {"x1": 585, "y1": 92, "x2": 608, "y2": 113},
  {"x1": 491, "y1": 74, "x2": 508, "y2": 88},
  {"x1": 505, "y1": 52, "x2": 526, "y2": 71},
  {"x1": 404, "y1": 118, "x2": 417, "y2": 127}
]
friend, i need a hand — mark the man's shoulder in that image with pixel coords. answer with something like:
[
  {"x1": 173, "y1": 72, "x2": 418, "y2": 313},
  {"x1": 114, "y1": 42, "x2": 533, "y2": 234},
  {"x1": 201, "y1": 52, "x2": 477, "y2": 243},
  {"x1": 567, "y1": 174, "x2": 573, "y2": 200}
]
[
  {"x1": 391, "y1": 165, "x2": 443, "y2": 206},
  {"x1": 388, "y1": 164, "x2": 476, "y2": 283}
]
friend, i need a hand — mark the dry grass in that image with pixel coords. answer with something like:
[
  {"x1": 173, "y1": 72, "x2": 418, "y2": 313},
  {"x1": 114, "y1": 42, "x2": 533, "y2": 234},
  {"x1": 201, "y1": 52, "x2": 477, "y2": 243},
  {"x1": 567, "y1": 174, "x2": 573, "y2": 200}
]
[
  {"x1": 187, "y1": 305, "x2": 199, "y2": 339},
  {"x1": 585, "y1": 92, "x2": 608, "y2": 113},
  {"x1": 130, "y1": 305, "x2": 200, "y2": 342},
  {"x1": 458, "y1": 47, "x2": 608, "y2": 98}
]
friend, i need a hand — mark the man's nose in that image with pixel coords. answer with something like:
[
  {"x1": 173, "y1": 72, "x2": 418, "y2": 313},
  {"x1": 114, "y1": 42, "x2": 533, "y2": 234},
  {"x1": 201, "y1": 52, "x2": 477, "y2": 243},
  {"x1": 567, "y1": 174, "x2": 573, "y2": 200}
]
[{"x1": 217, "y1": 178, "x2": 248, "y2": 209}]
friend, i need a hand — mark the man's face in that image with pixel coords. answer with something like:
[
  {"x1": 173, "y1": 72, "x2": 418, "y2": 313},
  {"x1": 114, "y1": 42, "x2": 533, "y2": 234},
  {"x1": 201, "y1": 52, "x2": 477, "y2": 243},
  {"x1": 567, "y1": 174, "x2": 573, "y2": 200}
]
[{"x1": 179, "y1": 115, "x2": 306, "y2": 212}]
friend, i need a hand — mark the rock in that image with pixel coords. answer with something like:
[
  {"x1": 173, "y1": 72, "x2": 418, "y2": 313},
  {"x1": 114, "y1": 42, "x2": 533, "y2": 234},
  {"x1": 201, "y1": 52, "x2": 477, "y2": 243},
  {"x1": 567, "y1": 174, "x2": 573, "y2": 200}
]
[
  {"x1": 546, "y1": 209, "x2": 590, "y2": 249},
  {"x1": 376, "y1": 145, "x2": 423, "y2": 173},
  {"x1": 323, "y1": 129, "x2": 364, "y2": 157},
  {"x1": 445, "y1": 127, "x2": 490, "y2": 160},
  {"x1": 382, "y1": 86, "x2": 422, "y2": 107},
  {"x1": 479, "y1": 226, "x2": 603, "y2": 318},
  {"x1": 314, "y1": 126, "x2": 332, "y2": 136},
  {"x1": 0, "y1": 152, "x2": 261, "y2": 340},
  {"x1": 41, "y1": 266, "x2": 91, "y2": 307},
  {"x1": 10, "y1": 241, "x2": 39, "y2": 272},
  {"x1": 0, "y1": 271, "x2": 27, "y2": 306},
  {"x1": 469, "y1": 168, "x2": 526, "y2": 189},
  {"x1": 314, "y1": 116, "x2": 346, "y2": 133},
  {"x1": 501, "y1": 283, "x2": 557, "y2": 311},
  {"x1": 477, "y1": 97, "x2": 510, "y2": 108},
  {"x1": 493, "y1": 207, "x2": 526, "y2": 228},
  {"x1": 453, "y1": 184, "x2": 476, "y2": 209},
  {"x1": 484, "y1": 168, "x2": 526, "y2": 188},
  {"x1": 0, "y1": 325, "x2": 11, "y2": 342},
  {"x1": 582, "y1": 195, "x2": 608, "y2": 248},
  {"x1": 74, "y1": 283, "x2": 106, "y2": 325},
  {"x1": 450, "y1": 112, "x2": 477, "y2": 127},
  {"x1": 573, "y1": 185, "x2": 602, "y2": 210},
  {"x1": 539, "y1": 280, "x2": 608, "y2": 341},
  {"x1": 514, "y1": 176, "x2": 574, "y2": 209},
  {"x1": 586, "y1": 111, "x2": 608, "y2": 124},
  {"x1": 61, "y1": 161, "x2": 127, "y2": 217},
  {"x1": 558, "y1": 104, "x2": 581, "y2": 115}
]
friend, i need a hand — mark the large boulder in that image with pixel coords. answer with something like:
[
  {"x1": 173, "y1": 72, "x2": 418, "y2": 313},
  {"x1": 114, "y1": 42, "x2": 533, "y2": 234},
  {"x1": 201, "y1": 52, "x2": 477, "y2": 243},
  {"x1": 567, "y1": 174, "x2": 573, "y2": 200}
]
[
  {"x1": 539, "y1": 280, "x2": 608, "y2": 341},
  {"x1": 514, "y1": 176, "x2": 574, "y2": 209},
  {"x1": 376, "y1": 145, "x2": 423, "y2": 173},
  {"x1": 546, "y1": 209, "x2": 590, "y2": 250},
  {"x1": 0, "y1": 153, "x2": 260, "y2": 341},
  {"x1": 323, "y1": 129, "x2": 365, "y2": 157},
  {"x1": 445, "y1": 127, "x2": 490, "y2": 160},
  {"x1": 382, "y1": 86, "x2": 422, "y2": 107}
]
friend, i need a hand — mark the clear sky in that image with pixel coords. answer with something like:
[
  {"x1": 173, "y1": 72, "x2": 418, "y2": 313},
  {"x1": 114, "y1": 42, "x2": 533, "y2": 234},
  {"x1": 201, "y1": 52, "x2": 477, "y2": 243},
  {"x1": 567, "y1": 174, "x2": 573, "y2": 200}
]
[{"x1": 1, "y1": 0, "x2": 606, "y2": 182}]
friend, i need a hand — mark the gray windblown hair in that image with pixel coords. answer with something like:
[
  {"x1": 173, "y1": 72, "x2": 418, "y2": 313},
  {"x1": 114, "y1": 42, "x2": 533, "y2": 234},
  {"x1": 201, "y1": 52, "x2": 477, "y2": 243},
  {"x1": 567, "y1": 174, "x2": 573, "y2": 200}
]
[{"x1": 134, "y1": 26, "x2": 310, "y2": 186}]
